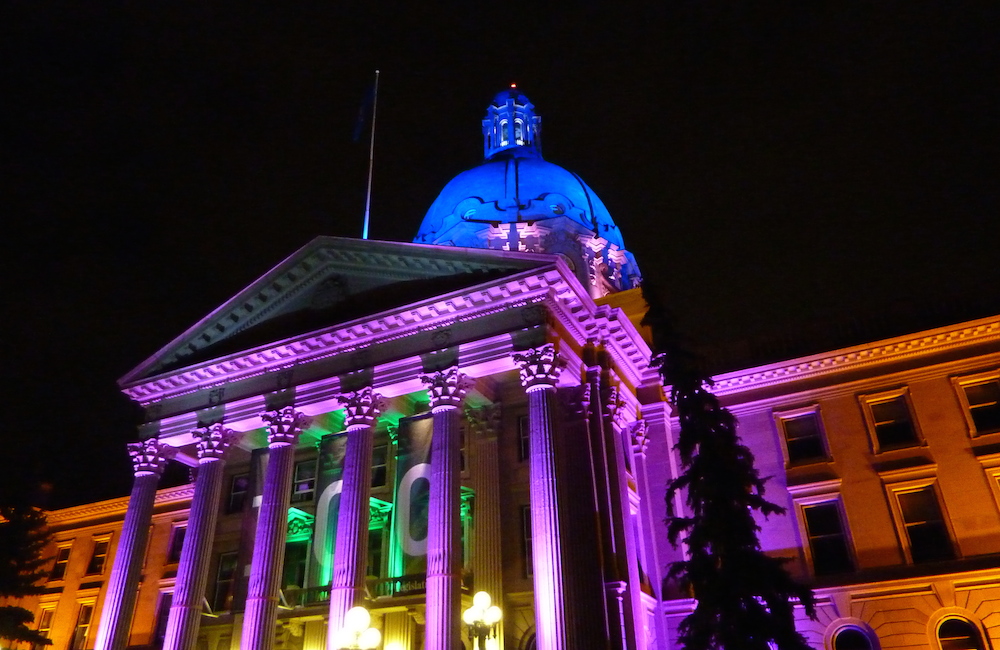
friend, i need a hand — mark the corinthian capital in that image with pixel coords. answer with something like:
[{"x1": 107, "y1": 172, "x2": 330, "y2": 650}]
[
  {"x1": 420, "y1": 368, "x2": 473, "y2": 409},
  {"x1": 261, "y1": 407, "x2": 309, "y2": 446},
  {"x1": 127, "y1": 439, "x2": 173, "y2": 477},
  {"x1": 339, "y1": 387, "x2": 387, "y2": 428},
  {"x1": 512, "y1": 343, "x2": 565, "y2": 389},
  {"x1": 192, "y1": 423, "x2": 238, "y2": 460}
]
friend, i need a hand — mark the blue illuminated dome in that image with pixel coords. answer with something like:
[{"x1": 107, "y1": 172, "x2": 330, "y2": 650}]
[{"x1": 414, "y1": 87, "x2": 641, "y2": 296}]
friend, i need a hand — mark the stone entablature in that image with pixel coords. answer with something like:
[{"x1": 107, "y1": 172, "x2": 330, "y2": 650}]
[
  {"x1": 46, "y1": 485, "x2": 194, "y2": 526},
  {"x1": 122, "y1": 267, "x2": 652, "y2": 442},
  {"x1": 711, "y1": 315, "x2": 1000, "y2": 397}
]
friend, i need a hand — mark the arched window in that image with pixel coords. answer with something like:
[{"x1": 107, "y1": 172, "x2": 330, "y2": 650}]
[
  {"x1": 500, "y1": 120, "x2": 509, "y2": 146},
  {"x1": 834, "y1": 627, "x2": 873, "y2": 650},
  {"x1": 515, "y1": 119, "x2": 524, "y2": 144},
  {"x1": 938, "y1": 618, "x2": 986, "y2": 650}
]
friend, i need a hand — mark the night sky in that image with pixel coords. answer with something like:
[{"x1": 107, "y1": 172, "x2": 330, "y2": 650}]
[{"x1": 4, "y1": 3, "x2": 998, "y2": 509}]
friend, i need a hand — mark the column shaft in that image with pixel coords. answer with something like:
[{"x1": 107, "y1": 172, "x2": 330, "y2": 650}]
[
  {"x1": 527, "y1": 385, "x2": 570, "y2": 650},
  {"x1": 241, "y1": 442, "x2": 296, "y2": 650},
  {"x1": 94, "y1": 471, "x2": 161, "y2": 650},
  {"x1": 163, "y1": 457, "x2": 226, "y2": 650},
  {"x1": 327, "y1": 423, "x2": 375, "y2": 638},
  {"x1": 424, "y1": 405, "x2": 462, "y2": 650}
]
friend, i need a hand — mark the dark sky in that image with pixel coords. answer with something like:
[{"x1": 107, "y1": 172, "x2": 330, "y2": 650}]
[{"x1": 3, "y1": 2, "x2": 998, "y2": 508}]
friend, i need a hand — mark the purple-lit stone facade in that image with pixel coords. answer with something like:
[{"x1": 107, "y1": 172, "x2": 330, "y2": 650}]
[
  {"x1": 163, "y1": 424, "x2": 237, "y2": 650},
  {"x1": 241, "y1": 407, "x2": 307, "y2": 650},
  {"x1": 327, "y1": 387, "x2": 384, "y2": 644},
  {"x1": 94, "y1": 439, "x2": 172, "y2": 650},
  {"x1": 513, "y1": 344, "x2": 570, "y2": 650},
  {"x1": 421, "y1": 368, "x2": 472, "y2": 650}
]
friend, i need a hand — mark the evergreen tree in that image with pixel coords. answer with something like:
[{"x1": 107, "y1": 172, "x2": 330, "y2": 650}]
[
  {"x1": 642, "y1": 283, "x2": 815, "y2": 650},
  {"x1": 0, "y1": 503, "x2": 53, "y2": 646}
]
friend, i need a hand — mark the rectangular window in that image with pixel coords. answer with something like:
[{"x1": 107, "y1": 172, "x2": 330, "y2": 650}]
[
  {"x1": 227, "y1": 473, "x2": 250, "y2": 514},
  {"x1": 964, "y1": 380, "x2": 1000, "y2": 435},
  {"x1": 897, "y1": 485, "x2": 955, "y2": 564},
  {"x1": 518, "y1": 415, "x2": 530, "y2": 462},
  {"x1": 802, "y1": 502, "x2": 854, "y2": 575},
  {"x1": 371, "y1": 444, "x2": 388, "y2": 488},
  {"x1": 863, "y1": 392, "x2": 920, "y2": 451},
  {"x1": 212, "y1": 552, "x2": 239, "y2": 613},
  {"x1": 291, "y1": 460, "x2": 316, "y2": 503},
  {"x1": 49, "y1": 545, "x2": 72, "y2": 581},
  {"x1": 367, "y1": 528, "x2": 383, "y2": 578},
  {"x1": 85, "y1": 539, "x2": 110, "y2": 575},
  {"x1": 520, "y1": 505, "x2": 533, "y2": 578},
  {"x1": 778, "y1": 411, "x2": 828, "y2": 465},
  {"x1": 70, "y1": 603, "x2": 94, "y2": 650},
  {"x1": 35, "y1": 606, "x2": 55, "y2": 640},
  {"x1": 167, "y1": 526, "x2": 186, "y2": 564},
  {"x1": 153, "y1": 592, "x2": 173, "y2": 648}
]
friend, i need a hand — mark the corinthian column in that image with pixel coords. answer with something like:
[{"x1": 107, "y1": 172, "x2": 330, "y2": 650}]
[
  {"x1": 241, "y1": 407, "x2": 307, "y2": 650},
  {"x1": 327, "y1": 387, "x2": 385, "y2": 645},
  {"x1": 420, "y1": 368, "x2": 472, "y2": 650},
  {"x1": 513, "y1": 343, "x2": 569, "y2": 650},
  {"x1": 94, "y1": 439, "x2": 172, "y2": 650},
  {"x1": 163, "y1": 424, "x2": 238, "y2": 650}
]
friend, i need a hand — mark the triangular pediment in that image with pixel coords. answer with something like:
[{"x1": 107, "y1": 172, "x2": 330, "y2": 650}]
[{"x1": 122, "y1": 237, "x2": 554, "y2": 384}]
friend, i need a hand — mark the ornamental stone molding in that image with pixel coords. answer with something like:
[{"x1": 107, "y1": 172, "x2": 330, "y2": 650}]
[
  {"x1": 261, "y1": 407, "x2": 308, "y2": 446},
  {"x1": 604, "y1": 385, "x2": 629, "y2": 429},
  {"x1": 465, "y1": 404, "x2": 501, "y2": 440},
  {"x1": 127, "y1": 439, "x2": 174, "y2": 476},
  {"x1": 629, "y1": 421, "x2": 649, "y2": 456},
  {"x1": 512, "y1": 343, "x2": 565, "y2": 389},
  {"x1": 339, "y1": 387, "x2": 387, "y2": 429},
  {"x1": 559, "y1": 383, "x2": 591, "y2": 418},
  {"x1": 420, "y1": 368, "x2": 473, "y2": 409},
  {"x1": 192, "y1": 423, "x2": 239, "y2": 460}
]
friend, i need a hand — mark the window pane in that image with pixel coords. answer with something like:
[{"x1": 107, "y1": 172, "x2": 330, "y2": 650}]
[
  {"x1": 227, "y1": 474, "x2": 249, "y2": 514},
  {"x1": 803, "y1": 503, "x2": 854, "y2": 575},
  {"x1": 834, "y1": 628, "x2": 872, "y2": 650},
  {"x1": 871, "y1": 397, "x2": 918, "y2": 449},
  {"x1": 939, "y1": 618, "x2": 984, "y2": 650},
  {"x1": 371, "y1": 444, "x2": 388, "y2": 487},
  {"x1": 168, "y1": 527, "x2": 186, "y2": 564},
  {"x1": 898, "y1": 489, "x2": 939, "y2": 522},
  {"x1": 898, "y1": 487, "x2": 955, "y2": 563},
  {"x1": 86, "y1": 540, "x2": 109, "y2": 575},
  {"x1": 50, "y1": 546, "x2": 72, "y2": 580},
  {"x1": 783, "y1": 413, "x2": 826, "y2": 464},
  {"x1": 966, "y1": 382, "x2": 1000, "y2": 434}
]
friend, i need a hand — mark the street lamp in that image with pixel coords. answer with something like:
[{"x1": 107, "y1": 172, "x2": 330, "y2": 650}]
[
  {"x1": 462, "y1": 591, "x2": 502, "y2": 650},
  {"x1": 333, "y1": 606, "x2": 382, "y2": 650}
]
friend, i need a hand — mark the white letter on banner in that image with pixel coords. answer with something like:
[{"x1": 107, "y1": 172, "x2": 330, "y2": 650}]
[
  {"x1": 396, "y1": 463, "x2": 431, "y2": 557},
  {"x1": 313, "y1": 480, "x2": 343, "y2": 565}
]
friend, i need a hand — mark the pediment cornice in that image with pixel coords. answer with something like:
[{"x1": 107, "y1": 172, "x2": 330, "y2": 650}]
[
  {"x1": 120, "y1": 257, "x2": 654, "y2": 409},
  {"x1": 121, "y1": 238, "x2": 558, "y2": 384}
]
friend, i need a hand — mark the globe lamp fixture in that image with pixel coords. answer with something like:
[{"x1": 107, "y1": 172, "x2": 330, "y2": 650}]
[
  {"x1": 462, "y1": 591, "x2": 502, "y2": 650},
  {"x1": 333, "y1": 606, "x2": 381, "y2": 650}
]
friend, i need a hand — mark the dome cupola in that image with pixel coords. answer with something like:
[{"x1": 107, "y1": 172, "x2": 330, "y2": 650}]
[
  {"x1": 414, "y1": 88, "x2": 641, "y2": 297},
  {"x1": 482, "y1": 84, "x2": 542, "y2": 160}
]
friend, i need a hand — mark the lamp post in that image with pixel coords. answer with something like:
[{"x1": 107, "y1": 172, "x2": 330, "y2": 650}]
[
  {"x1": 462, "y1": 591, "x2": 502, "y2": 650},
  {"x1": 333, "y1": 606, "x2": 382, "y2": 650}
]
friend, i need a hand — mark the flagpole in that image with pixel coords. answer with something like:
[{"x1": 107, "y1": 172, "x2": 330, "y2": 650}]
[{"x1": 362, "y1": 70, "x2": 380, "y2": 240}]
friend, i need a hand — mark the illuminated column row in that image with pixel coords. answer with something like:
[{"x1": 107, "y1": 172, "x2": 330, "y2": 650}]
[
  {"x1": 163, "y1": 424, "x2": 238, "y2": 650},
  {"x1": 241, "y1": 407, "x2": 307, "y2": 650},
  {"x1": 514, "y1": 344, "x2": 570, "y2": 650},
  {"x1": 94, "y1": 440, "x2": 172, "y2": 650},
  {"x1": 328, "y1": 387, "x2": 384, "y2": 645},
  {"x1": 469, "y1": 404, "x2": 505, "y2": 650},
  {"x1": 422, "y1": 368, "x2": 473, "y2": 650}
]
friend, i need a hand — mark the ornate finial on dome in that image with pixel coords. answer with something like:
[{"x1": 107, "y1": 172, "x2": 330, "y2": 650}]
[{"x1": 482, "y1": 86, "x2": 542, "y2": 161}]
